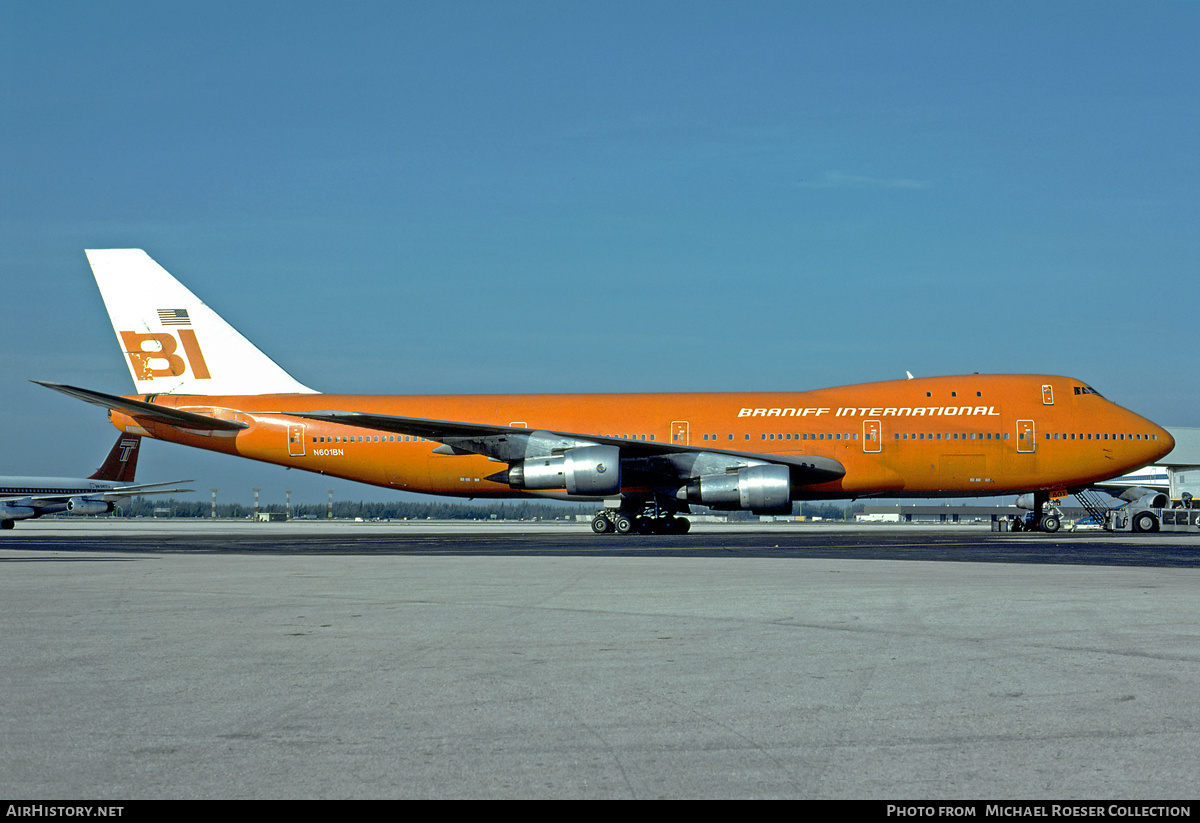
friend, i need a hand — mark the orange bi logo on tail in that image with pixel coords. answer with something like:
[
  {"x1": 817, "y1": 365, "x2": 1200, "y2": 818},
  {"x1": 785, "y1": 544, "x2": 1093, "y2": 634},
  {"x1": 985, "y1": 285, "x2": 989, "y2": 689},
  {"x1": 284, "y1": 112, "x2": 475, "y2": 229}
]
[{"x1": 120, "y1": 329, "x2": 211, "y2": 381}]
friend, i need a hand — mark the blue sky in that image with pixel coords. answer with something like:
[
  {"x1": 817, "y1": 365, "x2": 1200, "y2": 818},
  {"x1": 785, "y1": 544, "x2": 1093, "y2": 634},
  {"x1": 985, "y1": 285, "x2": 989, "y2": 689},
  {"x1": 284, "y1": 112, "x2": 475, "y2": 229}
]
[{"x1": 2, "y1": 2, "x2": 1197, "y2": 505}]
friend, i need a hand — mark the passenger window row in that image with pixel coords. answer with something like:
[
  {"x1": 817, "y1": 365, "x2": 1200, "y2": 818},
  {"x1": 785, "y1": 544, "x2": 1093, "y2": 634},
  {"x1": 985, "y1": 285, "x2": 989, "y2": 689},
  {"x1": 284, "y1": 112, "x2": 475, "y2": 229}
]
[
  {"x1": 312, "y1": 435, "x2": 428, "y2": 443},
  {"x1": 1045, "y1": 432, "x2": 1158, "y2": 441},
  {"x1": 895, "y1": 432, "x2": 1007, "y2": 441}
]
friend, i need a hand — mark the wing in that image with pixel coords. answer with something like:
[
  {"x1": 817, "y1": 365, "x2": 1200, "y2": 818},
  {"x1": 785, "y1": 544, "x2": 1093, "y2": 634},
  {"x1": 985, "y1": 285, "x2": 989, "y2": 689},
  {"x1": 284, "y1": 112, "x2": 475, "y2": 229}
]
[
  {"x1": 0, "y1": 481, "x2": 194, "y2": 506},
  {"x1": 289, "y1": 409, "x2": 846, "y2": 490}
]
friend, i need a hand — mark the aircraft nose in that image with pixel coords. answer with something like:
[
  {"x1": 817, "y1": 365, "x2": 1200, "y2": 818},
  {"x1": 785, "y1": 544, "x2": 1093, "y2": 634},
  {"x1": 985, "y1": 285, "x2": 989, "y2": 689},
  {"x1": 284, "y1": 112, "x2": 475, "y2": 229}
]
[
  {"x1": 1152, "y1": 421, "x2": 1175, "y2": 460},
  {"x1": 1133, "y1": 413, "x2": 1174, "y2": 464}
]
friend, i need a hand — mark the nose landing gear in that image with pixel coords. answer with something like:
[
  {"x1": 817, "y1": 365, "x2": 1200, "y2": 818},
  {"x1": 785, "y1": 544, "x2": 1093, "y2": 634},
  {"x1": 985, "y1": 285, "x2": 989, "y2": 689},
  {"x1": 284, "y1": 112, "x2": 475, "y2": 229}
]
[{"x1": 1012, "y1": 491, "x2": 1062, "y2": 532}]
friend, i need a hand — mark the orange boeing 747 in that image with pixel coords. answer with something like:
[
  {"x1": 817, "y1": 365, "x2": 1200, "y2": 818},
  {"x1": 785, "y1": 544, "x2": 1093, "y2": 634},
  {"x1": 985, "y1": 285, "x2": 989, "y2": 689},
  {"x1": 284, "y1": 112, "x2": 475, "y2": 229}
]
[{"x1": 37, "y1": 249, "x2": 1173, "y2": 535}]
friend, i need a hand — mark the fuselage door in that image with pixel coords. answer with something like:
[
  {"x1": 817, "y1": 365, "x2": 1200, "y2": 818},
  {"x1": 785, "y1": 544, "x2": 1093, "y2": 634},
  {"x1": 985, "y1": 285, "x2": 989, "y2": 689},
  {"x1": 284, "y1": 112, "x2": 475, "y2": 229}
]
[
  {"x1": 1042, "y1": 385, "x2": 1054, "y2": 405},
  {"x1": 288, "y1": 423, "x2": 306, "y2": 457},
  {"x1": 863, "y1": 420, "x2": 882, "y2": 453},
  {"x1": 1017, "y1": 419, "x2": 1035, "y2": 453},
  {"x1": 671, "y1": 420, "x2": 689, "y2": 445}
]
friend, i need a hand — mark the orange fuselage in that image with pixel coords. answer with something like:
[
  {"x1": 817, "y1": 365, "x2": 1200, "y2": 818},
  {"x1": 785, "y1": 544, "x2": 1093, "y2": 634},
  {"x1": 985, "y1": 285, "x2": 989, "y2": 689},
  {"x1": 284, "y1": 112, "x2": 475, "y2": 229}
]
[{"x1": 108, "y1": 374, "x2": 1173, "y2": 501}]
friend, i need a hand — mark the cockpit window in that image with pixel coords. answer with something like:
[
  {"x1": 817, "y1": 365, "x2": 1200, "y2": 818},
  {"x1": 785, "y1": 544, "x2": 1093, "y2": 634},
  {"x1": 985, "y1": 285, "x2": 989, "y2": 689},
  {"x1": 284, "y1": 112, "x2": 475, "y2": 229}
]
[{"x1": 1073, "y1": 385, "x2": 1103, "y2": 397}]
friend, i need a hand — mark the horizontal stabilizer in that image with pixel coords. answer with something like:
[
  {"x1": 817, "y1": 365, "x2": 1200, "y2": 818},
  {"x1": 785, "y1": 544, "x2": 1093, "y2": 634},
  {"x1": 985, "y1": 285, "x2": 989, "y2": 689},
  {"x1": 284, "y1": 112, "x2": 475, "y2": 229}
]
[
  {"x1": 33, "y1": 381, "x2": 248, "y2": 432},
  {"x1": 107, "y1": 480, "x2": 195, "y2": 494}
]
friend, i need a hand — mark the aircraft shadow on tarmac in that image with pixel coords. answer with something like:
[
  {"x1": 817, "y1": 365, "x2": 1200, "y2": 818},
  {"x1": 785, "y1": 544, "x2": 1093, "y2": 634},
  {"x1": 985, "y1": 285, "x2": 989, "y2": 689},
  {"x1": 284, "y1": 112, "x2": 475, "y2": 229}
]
[{"x1": 3, "y1": 531, "x2": 1199, "y2": 568}]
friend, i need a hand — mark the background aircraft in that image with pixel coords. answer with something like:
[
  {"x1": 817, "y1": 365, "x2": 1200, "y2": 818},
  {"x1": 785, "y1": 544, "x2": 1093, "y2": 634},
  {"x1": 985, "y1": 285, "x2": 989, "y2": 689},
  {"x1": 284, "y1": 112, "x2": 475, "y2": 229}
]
[
  {"x1": 0, "y1": 434, "x2": 189, "y2": 529},
  {"x1": 37, "y1": 249, "x2": 1174, "y2": 535}
]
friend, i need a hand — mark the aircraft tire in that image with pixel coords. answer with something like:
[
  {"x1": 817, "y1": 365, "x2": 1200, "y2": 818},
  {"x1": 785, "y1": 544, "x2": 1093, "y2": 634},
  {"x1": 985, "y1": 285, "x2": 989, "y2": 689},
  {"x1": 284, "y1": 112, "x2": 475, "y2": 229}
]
[
  {"x1": 0, "y1": 520, "x2": 13, "y2": 530},
  {"x1": 1040, "y1": 514, "x2": 1061, "y2": 533},
  {"x1": 614, "y1": 515, "x2": 634, "y2": 535},
  {"x1": 591, "y1": 515, "x2": 612, "y2": 534}
]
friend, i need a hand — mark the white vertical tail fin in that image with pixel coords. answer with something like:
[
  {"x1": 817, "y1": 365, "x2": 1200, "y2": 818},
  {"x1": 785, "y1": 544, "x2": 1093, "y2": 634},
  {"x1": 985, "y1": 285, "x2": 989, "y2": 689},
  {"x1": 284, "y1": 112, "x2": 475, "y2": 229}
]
[{"x1": 85, "y1": 249, "x2": 317, "y2": 396}]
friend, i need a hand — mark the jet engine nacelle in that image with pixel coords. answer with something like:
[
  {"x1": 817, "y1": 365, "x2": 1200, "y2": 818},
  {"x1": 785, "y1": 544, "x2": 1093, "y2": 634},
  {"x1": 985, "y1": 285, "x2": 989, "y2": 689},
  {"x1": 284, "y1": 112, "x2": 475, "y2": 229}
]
[
  {"x1": 504, "y1": 445, "x2": 622, "y2": 496},
  {"x1": 681, "y1": 464, "x2": 792, "y2": 514},
  {"x1": 1118, "y1": 487, "x2": 1168, "y2": 508},
  {"x1": 1123, "y1": 490, "x2": 1168, "y2": 510},
  {"x1": 67, "y1": 497, "x2": 113, "y2": 515},
  {"x1": 0, "y1": 503, "x2": 37, "y2": 522}
]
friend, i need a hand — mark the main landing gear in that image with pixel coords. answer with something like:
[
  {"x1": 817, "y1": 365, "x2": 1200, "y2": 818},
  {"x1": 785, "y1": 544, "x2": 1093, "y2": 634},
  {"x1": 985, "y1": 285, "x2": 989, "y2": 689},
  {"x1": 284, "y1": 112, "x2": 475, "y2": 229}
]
[{"x1": 591, "y1": 503, "x2": 691, "y2": 535}]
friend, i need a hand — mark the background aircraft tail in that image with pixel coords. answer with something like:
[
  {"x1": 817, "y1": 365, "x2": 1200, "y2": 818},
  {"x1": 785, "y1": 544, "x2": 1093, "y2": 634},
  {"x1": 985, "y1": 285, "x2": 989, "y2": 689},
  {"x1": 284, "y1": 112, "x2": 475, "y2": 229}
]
[
  {"x1": 85, "y1": 249, "x2": 316, "y2": 396},
  {"x1": 88, "y1": 434, "x2": 142, "y2": 482}
]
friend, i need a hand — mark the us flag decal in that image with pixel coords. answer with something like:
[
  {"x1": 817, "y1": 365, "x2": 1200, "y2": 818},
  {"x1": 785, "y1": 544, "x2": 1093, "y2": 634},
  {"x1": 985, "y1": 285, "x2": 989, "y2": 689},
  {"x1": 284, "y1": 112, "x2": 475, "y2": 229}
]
[{"x1": 157, "y1": 308, "x2": 191, "y2": 326}]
